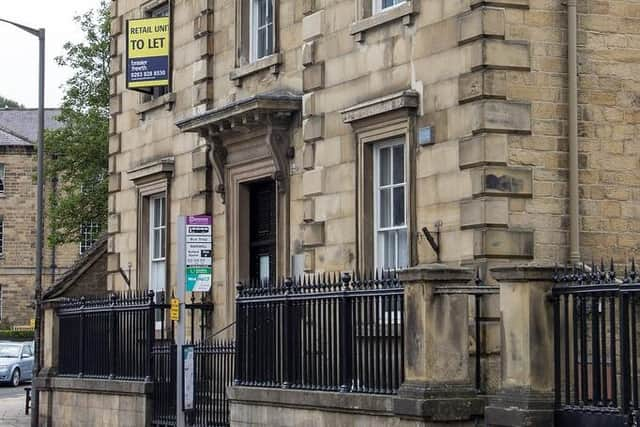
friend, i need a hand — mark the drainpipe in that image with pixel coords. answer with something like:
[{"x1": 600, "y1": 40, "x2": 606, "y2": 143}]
[
  {"x1": 50, "y1": 176, "x2": 58, "y2": 284},
  {"x1": 568, "y1": 0, "x2": 580, "y2": 264}
]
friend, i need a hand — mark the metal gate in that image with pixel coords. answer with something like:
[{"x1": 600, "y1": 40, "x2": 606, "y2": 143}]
[
  {"x1": 552, "y1": 261, "x2": 639, "y2": 427},
  {"x1": 151, "y1": 294, "x2": 234, "y2": 427}
]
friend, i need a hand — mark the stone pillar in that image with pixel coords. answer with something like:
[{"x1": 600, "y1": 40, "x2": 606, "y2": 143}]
[
  {"x1": 393, "y1": 264, "x2": 484, "y2": 422},
  {"x1": 485, "y1": 265, "x2": 556, "y2": 427},
  {"x1": 39, "y1": 304, "x2": 58, "y2": 377}
]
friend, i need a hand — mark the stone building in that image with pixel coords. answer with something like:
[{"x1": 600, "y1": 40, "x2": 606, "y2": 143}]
[
  {"x1": 108, "y1": 0, "x2": 640, "y2": 337},
  {"x1": 0, "y1": 109, "x2": 83, "y2": 327},
  {"x1": 86, "y1": 0, "x2": 640, "y2": 424}
]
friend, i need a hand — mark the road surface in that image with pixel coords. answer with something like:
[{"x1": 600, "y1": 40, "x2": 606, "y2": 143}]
[{"x1": 0, "y1": 384, "x2": 30, "y2": 427}]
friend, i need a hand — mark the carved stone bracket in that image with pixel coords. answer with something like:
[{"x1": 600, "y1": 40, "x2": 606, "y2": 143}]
[
  {"x1": 176, "y1": 90, "x2": 302, "y2": 204},
  {"x1": 202, "y1": 128, "x2": 227, "y2": 203},
  {"x1": 265, "y1": 120, "x2": 292, "y2": 194}
]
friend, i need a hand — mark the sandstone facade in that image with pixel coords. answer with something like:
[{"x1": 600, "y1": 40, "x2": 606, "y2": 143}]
[{"x1": 108, "y1": 0, "x2": 640, "y2": 384}]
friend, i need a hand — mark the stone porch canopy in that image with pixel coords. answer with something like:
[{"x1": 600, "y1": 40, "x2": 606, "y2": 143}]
[{"x1": 175, "y1": 89, "x2": 302, "y2": 201}]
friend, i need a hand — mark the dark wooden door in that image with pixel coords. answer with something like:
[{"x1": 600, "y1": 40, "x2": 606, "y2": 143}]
[{"x1": 249, "y1": 180, "x2": 276, "y2": 285}]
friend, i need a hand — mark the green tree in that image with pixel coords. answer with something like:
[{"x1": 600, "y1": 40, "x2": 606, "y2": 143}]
[
  {"x1": 0, "y1": 95, "x2": 24, "y2": 109},
  {"x1": 45, "y1": 0, "x2": 109, "y2": 246}
]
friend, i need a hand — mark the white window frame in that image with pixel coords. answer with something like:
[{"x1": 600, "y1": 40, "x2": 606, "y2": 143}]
[
  {"x1": 148, "y1": 194, "x2": 166, "y2": 296},
  {"x1": 79, "y1": 222, "x2": 100, "y2": 255},
  {"x1": 373, "y1": 139, "x2": 407, "y2": 270},
  {"x1": 250, "y1": 0, "x2": 275, "y2": 62},
  {"x1": 373, "y1": 0, "x2": 406, "y2": 14}
]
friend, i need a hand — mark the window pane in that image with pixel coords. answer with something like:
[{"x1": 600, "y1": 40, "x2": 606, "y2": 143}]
[
  {"x1": 150, "y1": 260, "x2": 166, "y2": 292},
  {"x1": 159, "y1": 197, "x2": 165, "y2": 226},
  {"x1": 397, "y1": 229, "x2": 408, "y2": 268},
  {"x1": 393, "y1": 144, "x2": 404, "y2": 184},
  {"x1": 153, "y1": 230, "x2": 161, "y2": 259},
  {"x1": 393, "y1": 186, "x2": 405, "y2": 226},
  {"x1": 379, "y1": 188, "x2": 391, "y2": 228},
  {"x1": 153, "y1": 199, "x2": 160, "y2": 227},
  {"x1": 258, "y1": 28, "x2": 266, "y2": 58},
  {"x1": 379, "y1": 147, "x2": 390, "y2": 186},
  {"x1": 266, "y1": 23, "x2": 273, "y2": 55}
]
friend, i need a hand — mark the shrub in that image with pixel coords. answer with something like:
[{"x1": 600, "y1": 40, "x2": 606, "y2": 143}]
[{"x1": 0, "y1": 330, "x2": 34, "y2": 341}]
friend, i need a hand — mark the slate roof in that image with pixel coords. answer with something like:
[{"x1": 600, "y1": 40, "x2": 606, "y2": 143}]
[{"x1": 0, "y1": 108, "x2": 62, "y2": 146}]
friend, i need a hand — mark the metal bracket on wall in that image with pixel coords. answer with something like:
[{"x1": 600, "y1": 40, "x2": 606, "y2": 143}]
[
  {"x1": 119, "y1": 262, "x2": 132, "y2": 289},
  {"x1": 422, "y1": 221, "x2": 442, "y2": 262}
]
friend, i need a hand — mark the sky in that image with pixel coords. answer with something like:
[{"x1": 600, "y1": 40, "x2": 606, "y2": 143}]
[{"x1": 0, "y1": 0, "x2": 101, "y2": 108}]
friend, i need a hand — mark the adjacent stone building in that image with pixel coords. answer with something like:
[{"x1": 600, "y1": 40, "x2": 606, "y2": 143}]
[{"x1": 0, "y1": 109, "x2": 83, "y2": 326}]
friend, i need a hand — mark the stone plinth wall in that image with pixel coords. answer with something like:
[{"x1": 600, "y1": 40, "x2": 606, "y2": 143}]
[
  {"x1": 35, "y1": 377, "x2": 152, "y2": 427},
  {"x1": 229, "y1": 387, "x2": 480, "y2": 427}
]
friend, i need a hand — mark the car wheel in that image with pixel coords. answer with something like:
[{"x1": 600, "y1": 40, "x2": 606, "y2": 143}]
[{"x1": 11, "y1": 369, "x2": 20, "y2": 387}]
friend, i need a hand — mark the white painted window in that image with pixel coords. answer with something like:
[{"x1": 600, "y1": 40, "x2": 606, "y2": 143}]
[
  {"x1": 80, "y1": 222, "x2": 99, "y2": 254},
  {"x1": 250, "y1": 0, "x2": 274, "y2": 62},
  {"x1": 0, "y1": 164, "x2": 5, "y2": 193},
  {"x1": 373, "y1": 139, "x2": 407, "y2": 270},
  {"x1": 149, "y1": 195, "x2": 166, "y2": 296},
  {"x1": 374, "y1": 0, "x2": 405, "y2": 14}
]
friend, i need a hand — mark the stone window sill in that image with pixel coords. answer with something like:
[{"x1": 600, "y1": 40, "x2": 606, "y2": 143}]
[
  {"x1": 135, "y1": 92, "x2": 176, "y2": 118},
  {"x1": 229, "y1": 53, "x2": 282, "y2": 84},
  {"x1": 350, "y1": 1, "x2": 418, "y2": 42}
]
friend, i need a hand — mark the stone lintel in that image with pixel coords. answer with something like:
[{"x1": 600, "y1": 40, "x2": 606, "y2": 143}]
[
  {"x1": 458, "y1": 6, "x2": 505, "y2": 45},
  {"x1": 341, "y1": 90, "x2": 419, "y2": 124},
  {"x1": 470, "y1": 39, "x2": 530, "y2": 71},
  {"x1": 394, "y1": 382, "x2": 485, "y2": 421},
  {"x1": 127, "y1": 157, "x2": 175, "y2": 184},
  {"x1": 471, "y1": 166, "x2": 533, "y2": 198},
  {"x1": 459, "y1": 133, "x2": 507, "y2": 169},
  {"x1": 459, "y1": 70, "x2": 506, "y2": 104},
  {"x1": 474, "y1": 229, "x2": 534, "y2": 259},
  {"x1": 398, "y1": 264, "x2": 474, "y2": 285},
  {"x1": 490, "y1": 265, "x2": 556, "y2": 282}
]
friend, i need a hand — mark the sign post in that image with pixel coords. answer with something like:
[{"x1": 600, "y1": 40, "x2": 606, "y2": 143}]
[
  {"x1": 185, "y1": 215, "x2": 212, "y2": 293},
  {"x1": 176, "y1": 216, "x2": 186, "y2": 427}
]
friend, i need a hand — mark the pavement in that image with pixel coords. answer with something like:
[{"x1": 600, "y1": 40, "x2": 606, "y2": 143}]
[{"x1": 0, "y1": 383, "x2": 30, "y2": 427}]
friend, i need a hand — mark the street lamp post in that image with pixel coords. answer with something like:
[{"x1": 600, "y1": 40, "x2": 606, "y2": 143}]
[{"x1": 0, "y1": 18, "x2": 45, "y2": 427}]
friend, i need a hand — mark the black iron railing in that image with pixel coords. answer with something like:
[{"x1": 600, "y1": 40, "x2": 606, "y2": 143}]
[
  {"x1": 57, "y1": 291, "x2": 164, "y2": 380},
  {"x1": 152, "y1": 341, "x2": 177, "y2": 427},
  {"x1": 189, "y1": 340, "x2": 235, "y2": 426},
  {"x1": 235, "y1": 271, "x2": 404, "y2": 394},
  {"x1": 552, "y1": 260, "x2": 639, "y2": 426}
]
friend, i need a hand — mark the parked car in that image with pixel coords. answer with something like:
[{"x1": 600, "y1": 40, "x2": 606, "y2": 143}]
[{"x1": 0, "y1": 341, "x2": 33, "y2": 386}]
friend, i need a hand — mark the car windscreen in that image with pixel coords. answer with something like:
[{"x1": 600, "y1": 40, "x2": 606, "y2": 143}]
[{"x1": 0, "y1": 344, "x2": 21, "y2": 358}]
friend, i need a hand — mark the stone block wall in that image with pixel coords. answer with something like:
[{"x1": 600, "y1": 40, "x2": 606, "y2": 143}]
[
  {"x1": 36, "y1": 377, "x2": 152, "y2": 427},
  {"x1": 0, "y1": 147, "x2": 79, "y2": 326}
]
